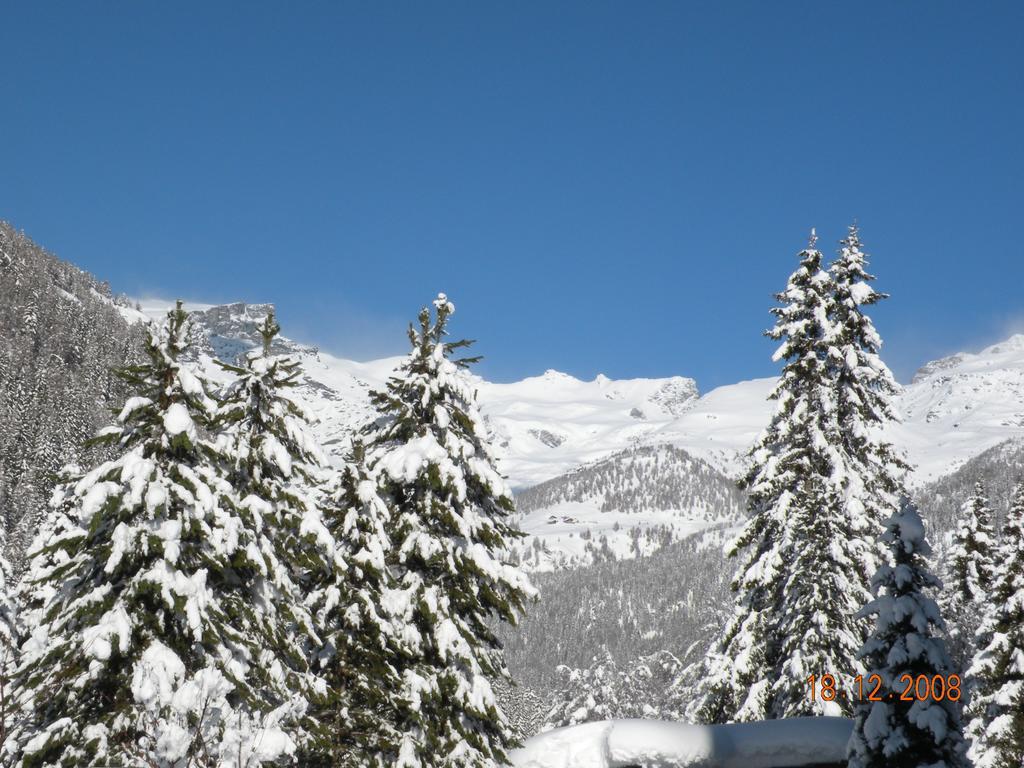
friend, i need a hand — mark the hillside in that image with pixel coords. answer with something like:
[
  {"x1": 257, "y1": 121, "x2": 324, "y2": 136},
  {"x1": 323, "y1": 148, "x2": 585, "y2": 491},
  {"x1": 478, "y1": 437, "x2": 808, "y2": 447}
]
[
  {"x1": 914, "y1": 436, "x2": 1024, "y2": 540},
  {"x1": 0, "y1": 222, "x2": 142, "y2": 563},
  {"x1": 498, "y1": 525, "x2": 736, "y2": 693},
  {"x1": 514, "y1": 443, "x2": 745, "y2": 570}
]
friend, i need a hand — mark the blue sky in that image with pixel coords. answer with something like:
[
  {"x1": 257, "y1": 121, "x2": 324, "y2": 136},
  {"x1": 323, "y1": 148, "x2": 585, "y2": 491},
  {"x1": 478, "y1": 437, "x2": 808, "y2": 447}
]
[{"x1": 2, "y1": 2, "x2": 1022, "y2": 389}]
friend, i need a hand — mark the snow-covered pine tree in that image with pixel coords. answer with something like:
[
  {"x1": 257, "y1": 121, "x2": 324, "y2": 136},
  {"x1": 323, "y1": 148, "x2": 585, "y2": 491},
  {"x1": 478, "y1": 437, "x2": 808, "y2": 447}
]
[
  {"x1": 368, "y1": 293, "x2": 534, "y2": 768},
  {"x1": 303, "y1": 440, "x2": 402, "y2": 767},
  {"x1": 966, "y1": 479, "x2": 1024, "y2": 768},
  {"x1": 542, "y1": 648, "x2": 681, "y2": 730},
  {"x1": 14, "y1": 303, "x2": 303, "y2": 768},
  {"x1": 943, "y1": 481, "x2": 997, "y2": 671},
  {"x1": 691, "y1": 231, "x2": 876, "y2": 723},
  {"x1": 847, "y1": 497, "x2": 967, "y2": 768},
  {"x1": 543, "y1": 648, "x2": 620, "y2": 730},
  {"x1": 211, "y1": 310, "x2": 334, "y2": 754},
  {"x1": 13, "y1": 465, "x2": 83, "y2": 640},
  {"x1": 492, "y1": 679, "x2": 544, "y2": 742},
  {"x1": 949, "y1": 482, "x2": 997, "y2": 606},
  {"x1": 828, "y1": 224, "x2": 909, "y2": 565}
]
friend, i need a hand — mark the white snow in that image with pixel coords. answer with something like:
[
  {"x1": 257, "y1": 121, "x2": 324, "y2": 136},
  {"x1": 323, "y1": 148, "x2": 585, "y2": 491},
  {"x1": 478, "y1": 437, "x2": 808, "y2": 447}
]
[
  {"x1": 81, "y1": 605, "x2": 133, "y2": 661},
  {"x1": 163, "y1": 403, "x2": 195, "y2": 438},
  {"x1": 516, "y1": 500, "x2": 726, "y2": 571},
  {"x1": 131, "y1": 641, "x2": 185, "y2": 710},
  {"x1": 511, "y1": 717, "x2": 854, "y2": 768}
]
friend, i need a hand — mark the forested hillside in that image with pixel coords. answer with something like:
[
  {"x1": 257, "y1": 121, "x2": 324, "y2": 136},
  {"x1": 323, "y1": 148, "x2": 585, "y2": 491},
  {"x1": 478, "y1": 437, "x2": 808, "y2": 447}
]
[
  {"x1": 915, "y1": 437, "x2": 1024, "y2": 536},
  {"x1": 517, "y1": 443, "x2": 743, "y2": 521},
  {"x1": 498, "y1": 524, "x2": 736, "y2": 734},
  {"x1": 513, "y1": 443, "x2": 746, "y2": 569},
  {"x1": 0, "y1": 222, "x2": 141, "y2": 565}
]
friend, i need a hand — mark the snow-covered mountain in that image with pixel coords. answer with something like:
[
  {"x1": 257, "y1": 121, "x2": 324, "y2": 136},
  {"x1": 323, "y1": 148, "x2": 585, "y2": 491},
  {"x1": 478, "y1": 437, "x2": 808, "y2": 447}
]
[
  {"x1": 890, "y1": 334, "x2": 1024, "y2": 483},
  {"x1": 132, "y1": 300, "x2": 710, "y2": 486},
  {"x1": 126, "y1": 300, "x2": 1024, "y2": 568},
  {"x1": 160, "y1": 302, "x2": 1024, "y2": 483}
]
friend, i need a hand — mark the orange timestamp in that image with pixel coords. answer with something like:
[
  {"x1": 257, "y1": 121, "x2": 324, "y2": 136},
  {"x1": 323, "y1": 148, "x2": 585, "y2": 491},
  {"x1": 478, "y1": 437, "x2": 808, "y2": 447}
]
[{"x1": 806, "y1": 673, "x2": 962, "y2": 703}]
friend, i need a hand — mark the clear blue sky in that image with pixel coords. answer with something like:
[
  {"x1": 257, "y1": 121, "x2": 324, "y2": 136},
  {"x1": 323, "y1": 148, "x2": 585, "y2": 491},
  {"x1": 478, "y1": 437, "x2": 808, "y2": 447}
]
[{"x1": 3, "y1": 2, "x2": 1022, "y2": 389}]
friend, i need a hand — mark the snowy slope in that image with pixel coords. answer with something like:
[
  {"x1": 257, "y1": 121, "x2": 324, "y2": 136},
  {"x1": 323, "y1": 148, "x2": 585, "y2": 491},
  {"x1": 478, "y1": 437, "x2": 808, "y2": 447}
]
[
  {"x1": 478, "y1": 371, "x2": 699, "y2": 488},
  {"x1": 130, "y1": 300, "x2": 704, "y2": 485},
  {"x1": 890, "y1": 334, "x2": 1024, "y2": 483},
  {"x1": 651, "y1": 377, "x2": 776, "y2": 477},
  {"x1": 511, "y1": 717, "x2": 853, "y2": 768},
  {"x1": 514, "y1": 444, "x2": 744, "y2": 570}
]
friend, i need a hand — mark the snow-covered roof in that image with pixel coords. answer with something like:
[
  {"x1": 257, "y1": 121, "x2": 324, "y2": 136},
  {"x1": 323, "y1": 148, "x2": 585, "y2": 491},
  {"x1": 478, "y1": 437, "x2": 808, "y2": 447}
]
[{"x1": 511, "y1": 717, "x2": 853, "y2": 768}]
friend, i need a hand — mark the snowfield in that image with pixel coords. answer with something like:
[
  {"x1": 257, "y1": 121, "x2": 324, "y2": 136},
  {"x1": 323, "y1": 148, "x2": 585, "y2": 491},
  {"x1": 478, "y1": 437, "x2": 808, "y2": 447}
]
[{"x1": 510, "y1": 717, "x2": 853, "y2": 768}]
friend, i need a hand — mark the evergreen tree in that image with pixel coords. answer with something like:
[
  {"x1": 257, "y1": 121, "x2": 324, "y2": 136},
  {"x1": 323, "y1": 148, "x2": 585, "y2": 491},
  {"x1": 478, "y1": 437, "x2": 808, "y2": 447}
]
[
  {"x1": 542, "y1": 648, "x2": 681, "y2": 730},
  {"x1": 13, "y1": 303, "x2": 303, "y2": 768},
  {"x1": 368, "y1": 293, "x2": 534, "y2": 768},
  {"x1": 944, "y1": 482, "x2": 997, "y2": 671},
  {"x1": 303, "y1": 441, "x2": 403, "y2": 767},
  {"x1": 847, "y1": 497, "x2": 966, "y2": 768},
  {"x1": 211, "y1": 310, "x2": 334, "y2": 754},
  {"x1": 492, "y1": 679, "x2": 543, "y2": 742},
  {"x1": 966, "y1": 479, "x2": 1024, "y2": 768},
  {"x1": 692, "y1": 232, "x2": 879, "y2": 722},
  {"x1": 949, "y1": 482, "x2": 997, "y2": 603},
  {"x1": 828, "y1": 223, "x2": 910, "y2": 557},
  {"x1": 543, "y1": 648, "x2": 620, "y2": 730}
]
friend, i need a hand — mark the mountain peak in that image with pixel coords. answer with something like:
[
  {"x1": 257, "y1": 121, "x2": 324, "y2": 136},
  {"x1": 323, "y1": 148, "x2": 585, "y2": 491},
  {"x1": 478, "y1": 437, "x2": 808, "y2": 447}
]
[
  {"x1": 912, "y1": 332, "x2": 1024, "y2": 384},
  {"x1": 979, "y1": 333, "x2": 1024, "y2": 356}
]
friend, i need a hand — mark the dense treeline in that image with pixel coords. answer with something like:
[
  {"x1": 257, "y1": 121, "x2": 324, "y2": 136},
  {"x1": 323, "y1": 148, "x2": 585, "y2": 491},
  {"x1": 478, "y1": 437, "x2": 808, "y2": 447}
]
[{"x1": 500, "y1": 525, "x2": 734, "y2": 694}]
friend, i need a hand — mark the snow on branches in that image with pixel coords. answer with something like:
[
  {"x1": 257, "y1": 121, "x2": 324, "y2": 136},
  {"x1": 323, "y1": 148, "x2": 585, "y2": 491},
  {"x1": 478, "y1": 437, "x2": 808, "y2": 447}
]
[
  {"x1": 848, "y1": 497, "x2": 967, "y2": 768},
  {"x1": 13, "y1": 303, "x2": 305, "y2": 767},
  {"x1": 368, "y1": 293, "x2": 534, "y2": 768}
]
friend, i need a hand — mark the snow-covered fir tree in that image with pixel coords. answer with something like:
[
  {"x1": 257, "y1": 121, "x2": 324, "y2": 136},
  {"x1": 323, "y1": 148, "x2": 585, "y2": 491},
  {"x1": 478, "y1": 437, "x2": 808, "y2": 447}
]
[
  {"x1": 943, "y1": 481, "x2": 998, "y2": 671},
  {"x1": 303, "y1": 441, "x2": 403, "y2": 767},
  {"x1": 949, "y1": 482, "x2": 997, "y2": 605},
  {"x1": 212, "y1": 310, "x2": 335, "y2": 754},
  {"x1": 847, "y1": 497, "x2": 966, "y2": 768},
  {"x1": 544, "y1": 648, "x2": 682, "y2": 730},
  {"x1": 543, "y1": 648, "x2": 620, "y2": 730},
  {"x1": 828, "y1": 223, "x2": 909, "y2": 559},
  {"x1": 368, "y1": 293, "x2": 534, "y2": 768},
  {"x1": 13, "y1": 303, "x2": 304, "y2": 768},
  {"x1": 692, "y1": 231, "x2": 894, "y2": 723},
  {"x1": 966, "y1": 479, "x2": 1024, "y2": 768}
]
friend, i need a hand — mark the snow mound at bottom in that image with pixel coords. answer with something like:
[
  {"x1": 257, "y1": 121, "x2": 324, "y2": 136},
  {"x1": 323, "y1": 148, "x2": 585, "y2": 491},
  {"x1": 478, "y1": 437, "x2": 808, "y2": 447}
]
[{"x1": 510, "y1": 717, "x2": 854, "y2": 768}]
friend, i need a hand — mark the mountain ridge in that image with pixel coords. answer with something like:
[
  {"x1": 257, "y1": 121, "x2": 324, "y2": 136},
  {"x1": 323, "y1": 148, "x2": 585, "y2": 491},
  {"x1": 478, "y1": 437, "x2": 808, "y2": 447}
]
[{"x1": 130, "y1": 298, "x2": 1024, "y2": 491}]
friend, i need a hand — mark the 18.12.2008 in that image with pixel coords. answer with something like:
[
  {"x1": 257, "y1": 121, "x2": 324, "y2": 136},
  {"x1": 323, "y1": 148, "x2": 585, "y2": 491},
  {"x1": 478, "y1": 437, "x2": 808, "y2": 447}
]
[{"x1": 806, "y1": 673, "x2": 962, "y2": 703}]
